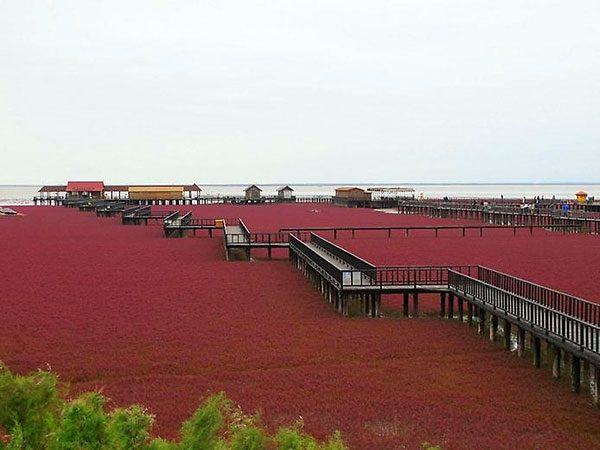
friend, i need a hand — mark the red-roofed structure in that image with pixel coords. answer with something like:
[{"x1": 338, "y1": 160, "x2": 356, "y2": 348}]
[{"x1": 66, "y1": 181, "x2": 105, "y2": 198}]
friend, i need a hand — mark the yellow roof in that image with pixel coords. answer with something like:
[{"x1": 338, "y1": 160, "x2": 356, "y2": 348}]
[{"x1": 128, "y1": 186, "x2": 184, "y2": 193}]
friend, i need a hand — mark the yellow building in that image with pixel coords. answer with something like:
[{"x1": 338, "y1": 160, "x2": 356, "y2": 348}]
[
  {"x1": 128, "y1": 186, "x2": 184, "y2": 201},
  {"x1": 576, "y1": 191, "x2": 588, "y2": 204}
]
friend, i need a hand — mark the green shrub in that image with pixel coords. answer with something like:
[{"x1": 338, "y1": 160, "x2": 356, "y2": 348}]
[
  {"x1": 0, "y1": 362, "x2": 61, "y2": 449},
  {"x1": 0, "y1": 363, "x2": 348, "y2": 450},
  {"x1": 56, "y1": 392, "x2": 108, "y2": 450}
]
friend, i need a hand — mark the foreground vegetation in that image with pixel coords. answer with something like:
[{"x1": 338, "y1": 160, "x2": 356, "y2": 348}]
[{"x1": 0, "y1": 363, "x2": 346, "y2": 450}]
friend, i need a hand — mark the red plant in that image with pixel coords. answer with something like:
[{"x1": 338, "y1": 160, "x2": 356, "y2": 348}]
[{"x1": 1, "y1": 205, "x2": 599, "y2": 449}]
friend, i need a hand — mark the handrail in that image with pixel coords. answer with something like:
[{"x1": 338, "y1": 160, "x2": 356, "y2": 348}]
[
  {"x1": 238, "y1": 218, "x2": 251, "y2": 237},
  {"x1": 339, "y1": 265, "x2": 477, "y2": 288},
  {"x1": 225, "y1": 231, "x2": 311, "y2": 245},
  {"x1": 289, "y1": 234, "x2": 342, "y2": 285},
  {"x1": 449, "y1": 270, "x2": 600, "y2": 354},
  {"x1": 280, "y1": 224, "x2": 581, "y2": 233},
  {"x1": 477, "y1": 266, "x2": 600, "y2": 325},
  {"x1": 310, "y1": 233, "x2": 376, "y2": 275}
]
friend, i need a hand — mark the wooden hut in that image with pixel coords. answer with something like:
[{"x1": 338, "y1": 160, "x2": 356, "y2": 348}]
[
  {"x1": 277, "y1": 186, "x2": 294, "y2": 200},
  {"x1": 244, "y1": 185, "x2": 262, "y2": 201},
  {"x1": 65, "y1": 181, "x2": 105, "y2": 199},
  {"x1": 334, "y1": 187, "x2": 371, "y2": 207},
  {"x1": 128, "y1": 186, "x2": 184, "y2": 201},
  {"x1": 103, "y1": 184, "x2": 201, "y2": 200}
]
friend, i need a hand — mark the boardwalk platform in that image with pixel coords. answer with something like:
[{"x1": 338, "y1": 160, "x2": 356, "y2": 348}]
[
  {"x1": 280, "y1": 224, "x2": 580, "y2": 239},
  {"x1": 289, "y1": 232, "x2": 600, "y2": 393},
  {"x1": 122, "y1": 206, "x2": 177, "y2": 225},
  {"x1": 398, "y1": 202, "x2": 600, "y2": 235}
]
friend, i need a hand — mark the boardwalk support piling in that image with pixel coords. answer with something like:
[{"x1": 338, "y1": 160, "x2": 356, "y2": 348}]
[
  {"x1": 533, "y1": 337, "x2": 541, "y2": 368},
  {"x1": 571, "y1": 355, "x2": 581, "y2": 393},
  {"x1": 478, "y1": 308, "x2": 486, "y2": 335},
  {"x1": 489, "y1": 315, "x2": 498, "y2": 342},
  {"x1": 412, "y1": 292, "x2": 419, "y2": 317},
  {"x1": 440, "y1": 292, "x2": 446, "y2": 318},
  {"x1": 467, "y1": 302, "x2": 473, "y2": 327},
  {"x1": 517, "y1": 327, "x2": 526, "y2": 357},
  {"x1": 553, "y1": 346, "x2": 562, "y2": 379},
  {"x1": 591, "y1": 365, "x2": 600, "y2": 407},
  {"x1": 503, "y1": 320, "x2": 512, "y2": 351}
]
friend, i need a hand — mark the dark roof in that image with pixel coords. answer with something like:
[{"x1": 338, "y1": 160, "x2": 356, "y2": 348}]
[
  {"x1": 66, "y1": 181, "x2": 105, "y2": 192},
  {"x1": 41, "y1": 183, "x2": 202, "y2": 193},
  {"x1": 276, "y1": 186, "x2": 294, "y2": 192},
  {"x1": 244, "y1": 185, "x2": 262, "y2": 192},
  {"x1": 39, "y1": 185, "x2": 67, "y2": 193},
  {"x1": 104, "y1": 184, "x2": 202, "y2": 192}
]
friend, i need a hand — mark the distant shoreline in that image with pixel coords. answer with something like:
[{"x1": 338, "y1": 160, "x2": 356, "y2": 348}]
[{"x1": 2, "y1": 182, "x2": 600, "y2": 188}]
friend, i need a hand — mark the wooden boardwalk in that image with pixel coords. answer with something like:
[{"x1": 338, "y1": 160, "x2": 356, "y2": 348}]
[
  {"x1": 398, "y1": 202, "x2": 600, "y2": 235},
  {"x1": 289, "y1": 232, "x2": 600, "y2": 401}
]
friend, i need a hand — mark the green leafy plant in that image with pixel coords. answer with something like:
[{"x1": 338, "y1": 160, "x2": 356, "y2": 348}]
[{"x1": 0, "y1": 363, "x2": 347, "y2": 450}]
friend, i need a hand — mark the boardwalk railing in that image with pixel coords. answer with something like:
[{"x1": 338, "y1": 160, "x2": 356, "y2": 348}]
[
  {"x1": 398, "y1": 202, "x2": 600, "y2": 234},
  {"x1": 339, "y1": 265, "x2": 477, "y2": 288},
  {"x1": 311, "y1": 233, "x2": 376, "y2": 277},
  {"x1": 281, "y1": 224, "x2": 581, "y2": 238},
  {"x1": 478, "y1": 266, "x2": 600, "y2": 325},
  {"x1": 289, "y1": 234, "x2": 342, "y2": 286},
  {"x1": 189, "y1": 217, "x2": 239, "y2": 227},
  {"x1": 226, "y1": 231, "x2": 311, "y2": 246},
  {"x1": 449, "y1": 270, "x2": 600, "y2": 357}
]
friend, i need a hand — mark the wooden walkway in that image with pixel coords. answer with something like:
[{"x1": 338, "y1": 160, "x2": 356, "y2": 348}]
[
  {"x1": 289, "y1": 232, "x2": 600, "y2": 401},
  {"x1": 280, "y1": 224, "x2": 580, "y2": 239},
  {"x1": 398, "y1": 202, "x2": 600, "y2": 235}
]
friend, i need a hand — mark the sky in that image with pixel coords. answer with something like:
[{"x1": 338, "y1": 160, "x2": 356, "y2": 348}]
[{"x1": 0, "y1": 0, "x2": 599, "y2": 185}]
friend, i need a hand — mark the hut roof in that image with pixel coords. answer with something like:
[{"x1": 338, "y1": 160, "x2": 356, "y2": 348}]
[
  {"x1": 245, "y1": 185, "x2": 262, "y2": 192},
  {"x1": 276, "y1": 186, "x2": 294, "y2": 192},
  {"x1": 38, "y1": 185, "x2": 67, "y2": 193},
  {"x1": 66, "y1": 181, "x2": 105, "y2": 192},
  {"x1": 576, "y1": 190, "x2": 588, "y2": 196}
]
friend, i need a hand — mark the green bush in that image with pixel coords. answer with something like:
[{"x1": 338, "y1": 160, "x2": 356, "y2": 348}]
[{"x1": 0, "y1": 363, "x2": 348, "y2": 450}]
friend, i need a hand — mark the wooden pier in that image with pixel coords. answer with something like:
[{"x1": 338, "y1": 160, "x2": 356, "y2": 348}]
[
  {"x1": 289, "y1": 232, "x2": 600, "y2": 403},
  {"x1": 33, "y1": 194, "x2": 333, "y2": 207},
  {"x1": 280, "y1": 224, "x2": 581, "y2": 239},
  {"x1": 398, "y1": 202, "x2": 600, "y2": 235},
  {"x1": 223, "y1": 220, "x2": 312, "y2": 260}
]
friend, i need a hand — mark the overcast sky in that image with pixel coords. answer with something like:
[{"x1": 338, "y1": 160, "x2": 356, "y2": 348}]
[{"x1": 1, "y1": 1, "x2": 599, "y2": 185}]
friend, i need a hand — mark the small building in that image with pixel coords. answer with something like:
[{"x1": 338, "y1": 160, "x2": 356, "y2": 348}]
[
  {"x1": 334, "y1": 187, "x2": 372, "y2": 207},
  {"x1": 128, "y1": 186, "x2": 184, "y2": 201},
  {"x1": 277, "y1": 186, "x2": 294, "y2": 200},
  {"x1": 334, "y1": 187, "x2": 371, "y2": 200},
  {"x1": 103, "y1": 184, "x2": 201, "y2": 200},
  {"x1": 244, "y1": 185, "x2": 262, "y2": 201},
  {"x1": 66, "y1": 181, "x2": 105, "y2": 199},
  {"x1": 576, "y1": 191, "x2": 588, "y2": 204}
]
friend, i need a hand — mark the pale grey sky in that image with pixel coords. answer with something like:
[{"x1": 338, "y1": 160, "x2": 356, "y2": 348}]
[{"x1": 1, "y1": 0, "x2": 599, "y2": 184}]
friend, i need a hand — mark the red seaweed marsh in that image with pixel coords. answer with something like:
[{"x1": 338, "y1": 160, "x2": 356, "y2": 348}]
[{"x1": 2, "y1": 204, "x2": 600, "y2": 449}]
